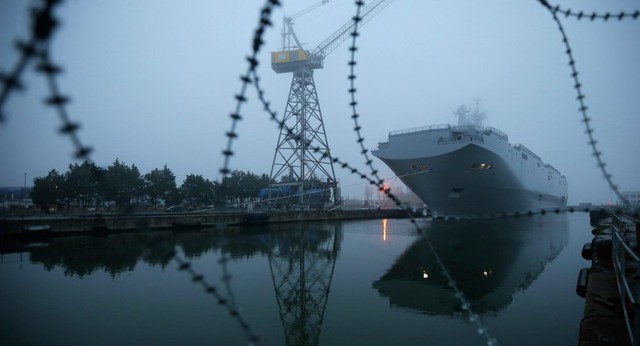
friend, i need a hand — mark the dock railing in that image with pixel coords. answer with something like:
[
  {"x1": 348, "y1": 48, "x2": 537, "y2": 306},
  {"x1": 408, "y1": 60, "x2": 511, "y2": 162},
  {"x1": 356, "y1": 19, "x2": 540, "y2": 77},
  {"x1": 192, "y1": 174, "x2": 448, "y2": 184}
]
[{"x1": 610, "y1": 211, "x2": 640, "y2": 345}]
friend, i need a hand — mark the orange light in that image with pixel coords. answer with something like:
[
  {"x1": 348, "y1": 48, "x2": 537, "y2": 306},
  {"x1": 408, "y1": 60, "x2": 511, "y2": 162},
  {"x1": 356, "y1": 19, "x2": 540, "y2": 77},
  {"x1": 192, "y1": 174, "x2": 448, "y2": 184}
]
[{"x1": 383, "y1": 218, "x2": 388, "y2": 241}]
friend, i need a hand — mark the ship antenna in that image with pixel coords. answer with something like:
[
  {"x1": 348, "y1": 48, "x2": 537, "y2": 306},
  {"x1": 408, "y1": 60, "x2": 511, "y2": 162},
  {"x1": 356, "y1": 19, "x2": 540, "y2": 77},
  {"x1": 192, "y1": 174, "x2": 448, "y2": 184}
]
[{"x1": 472, "y1": 98, "x2": 486, "y2": 128}]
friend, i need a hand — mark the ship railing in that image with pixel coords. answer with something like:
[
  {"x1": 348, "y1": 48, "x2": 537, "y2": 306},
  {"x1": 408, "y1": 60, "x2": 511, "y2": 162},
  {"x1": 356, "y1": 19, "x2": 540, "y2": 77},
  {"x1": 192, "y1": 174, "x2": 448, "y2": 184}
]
[
  {"x1": 610, "y1": 211, "x2": 640, "y2": 345},
  {"x1": 437, "y1": 135, "x2": 484, "y2": 145},
  {"x1": 544, "y1": 163, "x2": 562, "y2": 175},
  {"x1": 375, "y1": 140, "x2": 389, "y2": 148},
  {"x1": 389, "y1": 124, "x2": 450, "y2": 137},
  {"x1": 484, "y1": 126, "x2": 508, "y2": 141},
  {"x1": 450, "y1": 124, "x2": 477, "y2": 133}
]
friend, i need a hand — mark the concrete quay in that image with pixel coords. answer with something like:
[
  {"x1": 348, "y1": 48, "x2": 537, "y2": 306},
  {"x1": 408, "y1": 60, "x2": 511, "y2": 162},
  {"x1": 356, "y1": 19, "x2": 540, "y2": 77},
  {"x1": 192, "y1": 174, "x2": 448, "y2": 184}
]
[{"x1": 1, "y1": 208, "x2": 410, "y2": 237}]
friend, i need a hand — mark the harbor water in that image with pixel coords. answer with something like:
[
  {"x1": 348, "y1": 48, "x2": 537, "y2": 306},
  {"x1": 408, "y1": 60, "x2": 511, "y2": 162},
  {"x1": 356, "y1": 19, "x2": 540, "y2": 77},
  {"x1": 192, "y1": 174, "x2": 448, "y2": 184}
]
[{"x1": 0, "y1": 213, "x2": 592, "y2": 345}]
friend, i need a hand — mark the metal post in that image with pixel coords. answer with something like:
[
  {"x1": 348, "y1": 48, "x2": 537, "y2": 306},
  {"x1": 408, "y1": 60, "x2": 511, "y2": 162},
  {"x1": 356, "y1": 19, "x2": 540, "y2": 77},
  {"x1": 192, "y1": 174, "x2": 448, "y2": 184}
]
[{"x1": 635, "y1": 221, "x2": 640, "y2": 346}]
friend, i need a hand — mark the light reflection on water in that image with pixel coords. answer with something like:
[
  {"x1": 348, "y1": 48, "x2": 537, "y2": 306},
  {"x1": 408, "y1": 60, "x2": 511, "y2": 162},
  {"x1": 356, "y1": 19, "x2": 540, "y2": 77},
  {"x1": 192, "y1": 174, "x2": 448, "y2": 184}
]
[{"x1": 0, "y1": 214, "x2": 590, "y2": 345}]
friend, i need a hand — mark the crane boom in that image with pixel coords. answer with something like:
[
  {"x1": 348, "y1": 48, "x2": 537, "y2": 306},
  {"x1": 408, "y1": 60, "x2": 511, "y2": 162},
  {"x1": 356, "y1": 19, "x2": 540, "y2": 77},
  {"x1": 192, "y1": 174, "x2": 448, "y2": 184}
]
[
  {"x1": 272, "y1": 0, "x2": 393, "y2": 74},
  {"x1": 281, "y1": 0, "x2": 329, "y2": 51},
  {"x1": 289, "y1": 0, "x2": 329, "y2": 22},
  {"x1": 311, "y1": 0, "x2": 393, "y2": 59}
]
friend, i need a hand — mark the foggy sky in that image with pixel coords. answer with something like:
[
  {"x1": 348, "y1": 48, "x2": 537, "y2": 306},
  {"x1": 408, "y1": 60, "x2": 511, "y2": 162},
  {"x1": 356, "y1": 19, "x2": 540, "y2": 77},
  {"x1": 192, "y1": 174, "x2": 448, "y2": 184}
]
[{"x1": 1, "y1": 0, "x2": 638, "y2": 205}]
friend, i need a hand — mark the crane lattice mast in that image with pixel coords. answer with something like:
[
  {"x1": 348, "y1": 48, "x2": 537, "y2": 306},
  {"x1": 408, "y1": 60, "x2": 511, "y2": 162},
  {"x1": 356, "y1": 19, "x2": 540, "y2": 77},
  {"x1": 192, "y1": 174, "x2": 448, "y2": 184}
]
[{"x1": 268, "y1": 0, "x2": 393, "y2": 206}]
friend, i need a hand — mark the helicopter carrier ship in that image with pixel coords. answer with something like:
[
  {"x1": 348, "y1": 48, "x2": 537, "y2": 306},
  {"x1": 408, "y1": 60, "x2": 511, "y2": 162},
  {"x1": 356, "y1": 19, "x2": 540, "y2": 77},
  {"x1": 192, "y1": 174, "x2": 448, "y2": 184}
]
[{"x1": 372, "y1": 102, "x2": 568, "y2": 217}]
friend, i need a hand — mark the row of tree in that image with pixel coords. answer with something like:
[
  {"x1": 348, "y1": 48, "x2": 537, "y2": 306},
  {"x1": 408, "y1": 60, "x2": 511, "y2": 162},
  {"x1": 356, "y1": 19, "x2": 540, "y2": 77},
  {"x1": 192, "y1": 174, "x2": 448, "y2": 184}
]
[{"x1": 30, "y1": 160, "x2": 271, "y2": 211}]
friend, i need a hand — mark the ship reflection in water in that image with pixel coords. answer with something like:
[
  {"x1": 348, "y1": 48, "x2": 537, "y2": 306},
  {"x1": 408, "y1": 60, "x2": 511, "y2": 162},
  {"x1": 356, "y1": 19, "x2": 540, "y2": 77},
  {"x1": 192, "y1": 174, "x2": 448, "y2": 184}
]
[
  {"x1": 373, "y1": 216, "x2": 569, "y2": 315},
  {"x1": 2, "y1": 216, "x2": 579, "y2": 345}
]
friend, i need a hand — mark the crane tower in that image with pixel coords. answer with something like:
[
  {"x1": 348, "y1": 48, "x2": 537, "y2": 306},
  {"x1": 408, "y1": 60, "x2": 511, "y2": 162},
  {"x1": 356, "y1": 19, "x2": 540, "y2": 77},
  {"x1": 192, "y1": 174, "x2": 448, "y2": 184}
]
[{"x1": 268, "y1": 0, "x2": 392, "y2": 206}]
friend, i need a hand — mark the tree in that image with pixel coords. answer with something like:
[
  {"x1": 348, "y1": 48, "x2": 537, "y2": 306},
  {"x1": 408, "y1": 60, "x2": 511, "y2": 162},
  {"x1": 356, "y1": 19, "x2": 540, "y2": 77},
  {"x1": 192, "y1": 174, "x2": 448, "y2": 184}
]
[
  {"x1": 144, "y1": 165, "x2": 177, "y2": 207},
  {"x1": 180, "y1": 174, "x2": 215, "y2": 206},
  {"x1": 31, "y1": 169, "x2": 66, "y2": 210},
  {"x1": 64, "y1": 161, "x2": 104, "y2": 209},
  {"x1": 220, "y1": 170, "x2": 271, "y2": 200},
  {"x1": 104, "y1": 159, "x2": 144, "y2": 209}
]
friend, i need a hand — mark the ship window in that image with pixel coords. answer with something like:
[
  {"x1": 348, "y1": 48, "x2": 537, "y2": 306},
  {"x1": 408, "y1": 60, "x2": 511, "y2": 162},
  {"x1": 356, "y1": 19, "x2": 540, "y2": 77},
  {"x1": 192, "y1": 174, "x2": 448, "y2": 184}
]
[
  {"x1": 420, "y1": 164, "x2": 428, "y2": 170},
  {"x1": 522, "y1": 153, "x2": 528, "y2": 160},
  {"x1": 471, "y1": 163, "x2": 492, "y2": 169},
  {"x1": 456, "y1": 136, "x2": 462, "y2": 140},
  {"x1": 411, "y1": 164, "x2": 416, "y2": 170}
]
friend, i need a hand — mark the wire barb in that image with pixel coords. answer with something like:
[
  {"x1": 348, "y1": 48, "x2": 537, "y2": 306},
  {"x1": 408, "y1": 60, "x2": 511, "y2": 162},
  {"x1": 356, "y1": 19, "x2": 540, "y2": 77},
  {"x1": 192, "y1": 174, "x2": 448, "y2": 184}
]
[{"x1": 541, "y1": 3, "x2": 631, "y2": 207}]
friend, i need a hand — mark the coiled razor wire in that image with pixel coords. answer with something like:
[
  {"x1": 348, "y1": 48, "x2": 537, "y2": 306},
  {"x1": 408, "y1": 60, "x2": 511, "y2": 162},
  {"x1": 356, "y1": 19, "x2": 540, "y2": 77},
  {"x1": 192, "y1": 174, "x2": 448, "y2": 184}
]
[
  {"x1": 344, "y1": 1, "x2": 496, "y2": 343},
  {"x1": 543, "y1": 3, "x2": 639, "y2": 21},
  {"x1": 1, "y1": 1, "x2": 274, "y2": 343},
  {"x1": 246, "y1": 1, "x2": 498, "y2": 344},
  {"x1": 1, "y1": 0, "x2": 58, "y2": 123},
  {"x1": 538, "y1": 0, "x2": 637, "y2": 208},
  {"x1": 1, "y1": 1, "x2": 639, "y2": 345},
  {"x1": 0, "y1": 0, "x2": 92, "y2": 161},
  {"x1": 172, "y1": 249, "x2": 262, "y2": 346}
]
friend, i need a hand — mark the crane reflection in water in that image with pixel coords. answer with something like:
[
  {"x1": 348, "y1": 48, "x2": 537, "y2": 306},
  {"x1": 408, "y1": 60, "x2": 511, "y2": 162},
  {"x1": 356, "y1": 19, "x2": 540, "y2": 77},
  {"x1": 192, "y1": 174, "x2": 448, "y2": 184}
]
[
  {"x1": 16, "y1": 222, "x2": 343, "y2": 346},
  {"x1": 267, "y1": 222, "x2": 343, "y2": 346},
  {"x1": 373, "y1": 216, "x2": 569, "y2": 315}
]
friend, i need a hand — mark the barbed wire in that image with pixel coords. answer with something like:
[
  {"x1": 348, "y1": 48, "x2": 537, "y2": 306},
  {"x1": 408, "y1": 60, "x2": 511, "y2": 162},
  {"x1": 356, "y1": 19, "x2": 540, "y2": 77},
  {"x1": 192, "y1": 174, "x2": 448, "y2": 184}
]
[
  {"x1": 2, "y1": 0, "x2": 639, "y2": 345},
  {"x1": 216, "y1": 2, "x2": 283, "y2": 345},
  {"x1": 0, "y1": 0, "x2": 61, "y2": 123},
  {"x1": 344, "y1": 1, "x2": 496, "y2": 344},
  {"x1": 541, "y1": 1, "x2": 639, "y2": 21},
  {"x1": 246, "y1": 1, "x2": 497, "y2": 344},
  {"x1": 220, "y1": 0, "x2": 281, "y2": 179},
  {"x1": 171, "y1": 249, "x2": 262, "y2": 346},
  {"x1": 37, "y1": 46, "x2": 93, "y2": 161},
  {"x1": 347, "y1": 1, "x2": 384, "y2": 188},
  {"x1": 538, "y1": 0, "x2": 633, "y2": 208}
]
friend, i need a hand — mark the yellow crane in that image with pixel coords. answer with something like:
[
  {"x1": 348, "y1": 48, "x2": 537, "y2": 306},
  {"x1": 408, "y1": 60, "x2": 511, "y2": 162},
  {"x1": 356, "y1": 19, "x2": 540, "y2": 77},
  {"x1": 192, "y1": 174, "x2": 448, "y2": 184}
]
[{"x1": 267, "y1": 0, "x2": 393, "y2": 206}]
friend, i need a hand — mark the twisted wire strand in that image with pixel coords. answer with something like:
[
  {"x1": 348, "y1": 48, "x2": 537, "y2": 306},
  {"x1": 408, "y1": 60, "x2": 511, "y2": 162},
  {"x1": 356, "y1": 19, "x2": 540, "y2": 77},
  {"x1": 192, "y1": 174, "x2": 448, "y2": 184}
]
[
  {"x1": 248, "y1": 1, "x2": 497, "y2": 343},
  {"x1": 0, "y1": 0, "x2": 62, "y2": 123},
  {"x1": 37, "y1": 46, "x2": 93, "y2": 161},
  {"x1": 15, "y1": 6, "x2": 255, "y2": 339},
  {"x1": 0, "y1": 45, "x2": 32, "y2": 123},
  {"x1": 1, "y1": 1, "x2": 636, "y2": 344},
  {"x1": 218, "y1": 239, "x2": 238, "y2": 311},
  {"x1": 347, "y1": 1, "x2": 384, "y2": 187},
  {"x1": 171, "y1": 249, "x2": 262, "y2": 346},
  {"x1": 345, "y1": 1, "x2": 496, "y2": 344},
  {"x1": 219, "y1": 0, "x2": 280, "y2": 180},
  {"x1": 543, "y1": 1, "x2": 639, "y2": 21},
  {"x1": 204, "y1": 2, "x2": 282, "y2": 344},
  {"x1": 538, "y1": 0, "x2": 631, "y2": 208}
]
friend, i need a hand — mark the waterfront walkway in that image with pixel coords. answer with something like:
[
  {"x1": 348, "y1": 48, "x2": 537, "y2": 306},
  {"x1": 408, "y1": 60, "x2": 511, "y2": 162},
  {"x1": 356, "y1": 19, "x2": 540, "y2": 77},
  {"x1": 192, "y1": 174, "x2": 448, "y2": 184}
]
[{"x1": 579, "y1": 209, "x2": 639, "y2": 346}]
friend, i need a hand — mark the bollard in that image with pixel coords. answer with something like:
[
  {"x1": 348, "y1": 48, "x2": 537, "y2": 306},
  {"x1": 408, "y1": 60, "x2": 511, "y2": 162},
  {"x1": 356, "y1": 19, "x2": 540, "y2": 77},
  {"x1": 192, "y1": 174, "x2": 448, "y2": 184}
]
[
  {"x1": 576, "y1": 268, "x2": 589, "y2": 298},
  {"x1": 581, "y1": 242, "x2": 593, "y2": 260}
]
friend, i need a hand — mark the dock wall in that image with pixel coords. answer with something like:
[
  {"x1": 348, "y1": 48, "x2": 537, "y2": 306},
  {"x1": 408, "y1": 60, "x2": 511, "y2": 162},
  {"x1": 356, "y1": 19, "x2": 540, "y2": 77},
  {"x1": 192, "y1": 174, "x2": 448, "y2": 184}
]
[{"x1": 1, "y1": 209, "x2": 410, "y2": 236}]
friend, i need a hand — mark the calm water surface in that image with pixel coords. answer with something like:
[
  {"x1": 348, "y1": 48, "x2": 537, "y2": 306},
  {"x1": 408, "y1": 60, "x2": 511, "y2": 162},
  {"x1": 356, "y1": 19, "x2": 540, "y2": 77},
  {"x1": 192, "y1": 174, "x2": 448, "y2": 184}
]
[{"x1": 1, "y1": 213, "x2": 592, "y2": 345}]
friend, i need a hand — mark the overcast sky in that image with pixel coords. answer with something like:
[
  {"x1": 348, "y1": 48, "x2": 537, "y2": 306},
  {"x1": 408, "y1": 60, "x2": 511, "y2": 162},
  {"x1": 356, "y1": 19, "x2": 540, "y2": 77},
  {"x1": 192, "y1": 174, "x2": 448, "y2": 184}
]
[{"x1": 1, "y1": 0, "x2": 638, "y2": 205}]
